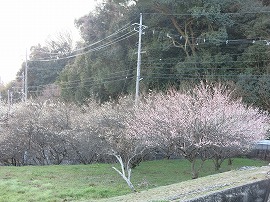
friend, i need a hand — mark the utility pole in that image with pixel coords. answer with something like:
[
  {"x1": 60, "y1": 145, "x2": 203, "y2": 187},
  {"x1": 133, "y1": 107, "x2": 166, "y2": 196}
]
[
  {"x1": 24, "y1": 50, "x2": 28, "y2": 102},
  {"x1": 21, "y1": 72, "x2": 25, "y2": 102},
  {"x1": 135, "y1": 13, "x2": 143, "y2": 106},
  {"x1": 7, "y1": 90, "x2": 10, "y2": 118}
]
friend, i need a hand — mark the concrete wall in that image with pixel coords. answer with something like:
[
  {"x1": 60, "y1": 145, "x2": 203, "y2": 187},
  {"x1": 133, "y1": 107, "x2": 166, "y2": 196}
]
[
  {"x1": 188, "y1": 179, "x2": 270, "y2": 202},
  {"x1": 98, "y1": 166, "x2": 270, "y2": 202}
]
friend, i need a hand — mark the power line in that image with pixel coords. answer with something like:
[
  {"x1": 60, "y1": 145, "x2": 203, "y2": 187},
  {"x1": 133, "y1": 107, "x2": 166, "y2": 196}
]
[
  {"x1": 70, "y1": 20, "x2": 138, "y2": 53},
  {"x1": 30, "y1": 31, "x2": 137, "y2": 62},
  {"x1": 33, "y1": 50, "x2": 61, "y2": 55},
  {"x1": 26, "y1": 56, "x2": 269, "y2": 90},
  {"x1": 140, "y1": 73, "x2": 251, "y2": 77},
  {"x1": 141, "y1": 74, "x2": 270, "y2": 80},
  {"x1": 26, "y1": 70, "x2": 270, "y2": 95},
  {"x1": 29, "y1": 19, "x2": 140, "y2": 62},
  {"x1": 23, "y1": 9, "x2": 270, "y2": 100},
  {"x1": 27, "y1": 75, "x2": 136, "y2": 93},
  {"x1": 141, "y1": 67, "x2": 257, "y2": 71},
  {"x1": 58, "y1": 69, "x2": 135, "y2": 86},
  {"x1": 141, "y1": 57, "x2": 270, "y2": 67},
  {"x1": 27, "y1": 68, "x2": 136, "y2": 90},
  {"x1": 141, "y1": 59, "x2": 270, "y2": 66},
  {"x1": 28, "y1": 66, "x2": 134, "y2": 73},
  {"x1": 27, "y1": 63, "x2": 269, "y2": 92},
  {"x1": 143, "y1": 10, "x2": 270, "y2": 16},
  {"x1": 146, "y1": 30, "x2": 270, "y2": 47},
  {"x1": 26, "y1": 40, "x2": 270, "y2": 70},
  {"x1": 33, "y1": 19, "x2": 138, "y2": 57},
  {"x1": 28, "y1": 69, "x2": 270, "y2": 94}
]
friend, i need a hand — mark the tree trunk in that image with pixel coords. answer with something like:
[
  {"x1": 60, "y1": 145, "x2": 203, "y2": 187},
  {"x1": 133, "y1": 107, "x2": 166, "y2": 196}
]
[
  {"x1": 228, "y1": 158, "x2": 233, "y2": 166},
  {"x1": 191, "y1": 159, "x2": 199, "y2": 179},
  {"x1": 213, "y1": 157, "x2": 222, "y2": 171},
  {"x1": 112, "y1": 154, "x2": 137, "y2": 192}
]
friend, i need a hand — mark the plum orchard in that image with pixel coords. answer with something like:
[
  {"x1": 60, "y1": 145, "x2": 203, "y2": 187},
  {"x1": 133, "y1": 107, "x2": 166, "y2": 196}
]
[
  {"x1": 0, "y1": 82, "x2": 268, "y2": 191},
  {"x1": 133, "y1": 82, "x2": 269, "y2": 179},
  {"x1": 95, "y1": 82, "x2": 269, "y2": 189}
]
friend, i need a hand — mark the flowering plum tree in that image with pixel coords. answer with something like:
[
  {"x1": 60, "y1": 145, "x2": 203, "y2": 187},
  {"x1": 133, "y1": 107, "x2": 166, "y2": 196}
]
[
  {"x1": 135, "y1": 82, "x2": 269, "y2": 178},
  {"x1": 0, "y1": 101, "x2": 10, "y2": 158},
  {"x1": 65, "y1": 101, "x2": 110, "y2": 164},
  {"x1": 0, "y1": 102, "x2": 39, "y2": 165},
  {"x1": 0, "y1": 82, "x2": 268, "y2": 188},
  {"x1": 0, "y1": 101, "x2": 9, "y2": 124},
  {"x1": 0, "y1": 100, "x2": 78, "y2": 165},
  {"x1": 94, "y1": 97, "x2": 156, "y2": 192}
]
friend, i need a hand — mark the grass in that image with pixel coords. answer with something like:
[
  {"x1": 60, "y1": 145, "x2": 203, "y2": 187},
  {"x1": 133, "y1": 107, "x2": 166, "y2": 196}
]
[
  {"x1": 96, "y1": 162, "x2": 270, "y2": 202},
  {"x1": 0, "y1": 158, "x2": 268, "y2": 202}
]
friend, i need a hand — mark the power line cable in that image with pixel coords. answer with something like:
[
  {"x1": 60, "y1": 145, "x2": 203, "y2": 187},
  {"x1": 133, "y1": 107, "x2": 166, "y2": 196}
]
[
  {"x1": 30, "y1": 31, "x2": 138, "y2": 62},
  {"x1": 27, "y1": 75, "x2": 136, "y2": 93},
  {"x1": 141, "y1": 74, "x2": 270, "y2": 80},
  {"x1": 145, "y1": 27, "x2": 270, "y2": 48},
  {"x1": 22, "y1": 71, "x2": 270, "y2": 94},
  {"x1": 141, "y1": 67, "x2": 255, "y2": 71},
  {"x1": 31, "y1": 19, "x2": 139, "y2": 60},
  {"x1": 58, "y1": 69, "x2": 135, "y2": 86},
  {"x1": 28, "y1": 64, "x2": 268, "y2": 92},
  {"x1": 24, "y1": 11, "x2": 270, "y2": 97},
  {"x1": 26, "y1": 56, "x2": 269, "y2": 90},
  {"x1": 70, "y1": 20, "x2": 138, "y2": 53},
  {"x1": 27, "y1": 68, "x2": 136, "y2": 90},
  {"x1": 32, "y1": 30, "x2": 136, "y2": 61},
  {"x1": 141, "y1": 59, "x2": 270, "y2": 66},
  {"x1": 29, "y1": 39, "x2": 270, "y2": 69},
  {"x1": 143, "y1": 10, "x2": 270, "y2": 16}
]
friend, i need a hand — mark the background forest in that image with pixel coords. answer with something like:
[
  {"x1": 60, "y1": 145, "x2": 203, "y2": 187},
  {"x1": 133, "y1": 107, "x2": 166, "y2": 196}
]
[{"x1": 0, "y1": 0, "x2": 269, "y2": 111}]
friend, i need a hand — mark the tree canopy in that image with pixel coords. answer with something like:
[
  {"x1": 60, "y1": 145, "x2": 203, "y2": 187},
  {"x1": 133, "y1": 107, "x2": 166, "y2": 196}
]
[{"x1": 2, "y1": 0, "x2": 269, "y2": 110}]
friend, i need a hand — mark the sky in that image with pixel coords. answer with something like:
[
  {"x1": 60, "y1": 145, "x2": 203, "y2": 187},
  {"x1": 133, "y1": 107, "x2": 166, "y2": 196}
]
[{"x1": 0, "y1": 0, "x2": 98, "y2": 84}]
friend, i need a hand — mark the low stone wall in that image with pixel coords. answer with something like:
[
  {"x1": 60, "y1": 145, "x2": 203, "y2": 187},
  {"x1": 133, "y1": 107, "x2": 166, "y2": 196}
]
[
  {"x1": 96, "y1": 166, "x2": 270, "y2": 202},
  {"x1": 188, "y1": 179, "x2": 270, "y2": 202}
]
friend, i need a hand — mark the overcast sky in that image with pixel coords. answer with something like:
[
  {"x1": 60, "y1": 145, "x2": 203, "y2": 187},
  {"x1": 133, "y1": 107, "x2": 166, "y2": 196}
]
[{"x1": 0, "y1": 0, "x2": 98, "y2": 84}]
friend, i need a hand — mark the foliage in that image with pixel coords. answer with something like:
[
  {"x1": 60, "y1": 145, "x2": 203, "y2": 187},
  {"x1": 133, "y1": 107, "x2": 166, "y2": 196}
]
[
  {"x1": 13, "y1": 32, "x2": 74, "y2": 99},
  {"x1": 57, "y1": 1, "x2": 138, "y2": 104},
  {"x1": 236, "y1": 74, "x2": 270, "y2": 111},
  {"x1": 1, "y1": 0, "x2": 267, "y2": 110},
  {"x1": 235, "y1": 44, "x2": 270, "y2": 111}
]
